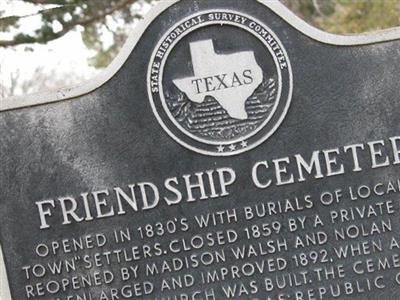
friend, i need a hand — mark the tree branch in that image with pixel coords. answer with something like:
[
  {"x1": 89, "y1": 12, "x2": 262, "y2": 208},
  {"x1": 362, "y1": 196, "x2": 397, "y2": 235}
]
[
  {"x1": 0, "y1": 0, "x2": 137, "y2": 47},
  {"x1": 74, "y1": 0, "x2": 137, "y2": 27},
  {"x1": 22, "y1": 0, "x2": 67, "y2": 4}
]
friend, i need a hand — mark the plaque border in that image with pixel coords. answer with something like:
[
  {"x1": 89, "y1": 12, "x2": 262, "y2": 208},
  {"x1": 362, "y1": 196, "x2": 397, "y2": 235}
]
[
  {"x1": 0, "y1": 245, "x2": 11, "y2": 299},
  {"x1": 1, "y1": 0, "x2": 400, "y2": 112}
]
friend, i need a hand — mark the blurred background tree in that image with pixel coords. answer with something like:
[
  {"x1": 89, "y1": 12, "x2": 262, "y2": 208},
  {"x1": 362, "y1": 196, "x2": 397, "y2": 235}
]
[
  {"x1": 0, "y1": 0, "x2": 152, "y2": 68},
  {"x1": 282, "y1": 0, "x2": 400, "y2": 33},
  {"x1": 1, "y1": 0, "x2": 400, "y2": 99}
]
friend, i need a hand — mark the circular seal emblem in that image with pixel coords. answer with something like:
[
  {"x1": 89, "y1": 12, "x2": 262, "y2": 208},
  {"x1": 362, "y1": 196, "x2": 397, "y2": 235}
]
[{"x1": 148, "y1": 10, "x2": 293, "y2": 156}]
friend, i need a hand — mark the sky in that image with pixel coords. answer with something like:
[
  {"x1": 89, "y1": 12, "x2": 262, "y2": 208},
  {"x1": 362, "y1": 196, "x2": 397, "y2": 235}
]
[{"x1": 0, "y1": 0, "x2": 153, "y2": 99}]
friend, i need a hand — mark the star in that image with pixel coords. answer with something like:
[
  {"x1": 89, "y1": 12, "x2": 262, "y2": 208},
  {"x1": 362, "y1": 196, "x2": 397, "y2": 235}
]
[
  {"x1": 241, "y1": 140, "x2": 248, "y2": 148},
  {"x1": 229, "y1": 144, "x2": 237, "y2": 151},
  {"x1": 217, "y1": 145, "x2": 225, "y2": 153}
]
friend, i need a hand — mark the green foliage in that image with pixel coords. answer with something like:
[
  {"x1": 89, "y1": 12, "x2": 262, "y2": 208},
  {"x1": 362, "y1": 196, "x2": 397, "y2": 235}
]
[
  {"x1": 320, "y1": 0, "x2": 400, "y2": 33},
  {"x1": 2, "y1": 0, "x2": 400, "y2": 69},
  {"x1": 0, "y1": 16, "x2": 20, "y2": 31},
  {"x1": 282, "y1": 0, "x2": 400, "y2": 34},
  {"x1": 0, "y1": 0, "x2": 150, "y2": 67}
]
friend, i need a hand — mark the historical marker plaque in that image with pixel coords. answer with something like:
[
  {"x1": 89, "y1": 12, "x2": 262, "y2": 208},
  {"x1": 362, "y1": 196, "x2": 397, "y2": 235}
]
[{"x1": 2, "y1": 0, "x2": 400, "y2": 299}]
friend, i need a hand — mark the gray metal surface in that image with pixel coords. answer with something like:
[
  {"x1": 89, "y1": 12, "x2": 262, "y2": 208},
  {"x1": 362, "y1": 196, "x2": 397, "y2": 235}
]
[{"x1": 1, "y1": 0, "x2": 400, "y2": 299}]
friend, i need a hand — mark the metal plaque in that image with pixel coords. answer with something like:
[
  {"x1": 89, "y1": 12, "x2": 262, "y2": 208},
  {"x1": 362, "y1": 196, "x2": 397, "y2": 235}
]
[{"x1": 2, "y1": 0, "x2": 400, "y2": 299}]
